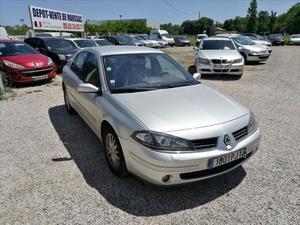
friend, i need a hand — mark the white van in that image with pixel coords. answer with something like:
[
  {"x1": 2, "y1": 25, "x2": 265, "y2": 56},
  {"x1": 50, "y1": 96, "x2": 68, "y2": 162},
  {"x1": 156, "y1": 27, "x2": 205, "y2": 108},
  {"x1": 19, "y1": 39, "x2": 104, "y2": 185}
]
[
  {"x1": 0, "y1": 27, "x2": 9, "y2": 39},
  {"x1": 150, "y1": 29, "x2": 174, "y2": 46}
]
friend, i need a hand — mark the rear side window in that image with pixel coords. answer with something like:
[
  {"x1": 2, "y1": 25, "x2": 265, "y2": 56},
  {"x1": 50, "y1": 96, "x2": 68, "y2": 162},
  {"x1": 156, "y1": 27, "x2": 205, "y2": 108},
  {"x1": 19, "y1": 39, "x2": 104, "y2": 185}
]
[{"x1": 71, "y1": 52, "x2": 89, "y2": 79}]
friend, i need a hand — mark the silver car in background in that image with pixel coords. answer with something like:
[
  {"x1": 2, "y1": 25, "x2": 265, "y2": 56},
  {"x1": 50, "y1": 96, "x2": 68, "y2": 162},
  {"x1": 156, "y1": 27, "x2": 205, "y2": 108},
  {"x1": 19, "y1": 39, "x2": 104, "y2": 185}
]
[
  {"x1": 65, "y1": 38, "x2": 98, "y2": 49},
  {"x1": 218, "y1": 34, "x2": 270, "y2": 63},
  {"x1": 195, "y1": 37, "x2": 244, "y2": 77},
  {"x1": 245, "y1": 35, "x2": 272, "y2": 53},
  {"x1": 288, "y1": 34, "x2": 300, "y2": 45},
  {"x1": 62, "y1": 46, "x2": 261, "y2": 186}
]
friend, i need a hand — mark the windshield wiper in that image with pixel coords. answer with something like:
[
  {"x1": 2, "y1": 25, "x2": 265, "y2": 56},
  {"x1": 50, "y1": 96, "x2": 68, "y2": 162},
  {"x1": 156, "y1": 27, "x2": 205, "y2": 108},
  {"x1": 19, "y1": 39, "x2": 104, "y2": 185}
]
[
  {"x1": 111, "y1": 87, "x2": 158, "y2": 93},
  {"x1": 159, "y1": 82, "x2": 194, "y2": 89}
]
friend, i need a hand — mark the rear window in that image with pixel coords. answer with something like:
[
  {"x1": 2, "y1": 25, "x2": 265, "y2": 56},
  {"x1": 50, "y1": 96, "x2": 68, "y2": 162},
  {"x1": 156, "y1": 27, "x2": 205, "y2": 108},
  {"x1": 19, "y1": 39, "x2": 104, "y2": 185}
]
[
  {"x1": 74, "y1": 39, "x2": 97, "y2": 48},
  {"x1": 0, "y1": 42, "x2": 38, "y2": 56}
]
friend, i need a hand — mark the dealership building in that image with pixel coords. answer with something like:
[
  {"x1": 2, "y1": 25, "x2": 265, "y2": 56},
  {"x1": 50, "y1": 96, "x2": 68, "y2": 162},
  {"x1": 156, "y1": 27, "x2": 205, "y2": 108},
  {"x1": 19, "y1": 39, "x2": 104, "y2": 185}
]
[{"x1": 88, "y1": 18, "x2": 160, "y2": 29}]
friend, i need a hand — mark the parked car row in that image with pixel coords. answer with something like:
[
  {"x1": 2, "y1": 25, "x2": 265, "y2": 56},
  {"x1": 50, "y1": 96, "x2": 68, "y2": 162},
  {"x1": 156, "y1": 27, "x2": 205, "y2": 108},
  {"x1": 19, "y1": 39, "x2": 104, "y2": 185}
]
[{"x1": 195, "y1": 34, "x2": 272, "y2": 78}]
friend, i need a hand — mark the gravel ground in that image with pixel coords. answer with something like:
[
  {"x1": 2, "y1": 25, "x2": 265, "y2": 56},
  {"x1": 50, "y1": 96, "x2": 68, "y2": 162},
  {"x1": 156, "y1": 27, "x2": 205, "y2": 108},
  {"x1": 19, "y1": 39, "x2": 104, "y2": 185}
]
[{"x1": 0, "y1": 46, "x2": 300, "y2": 225}]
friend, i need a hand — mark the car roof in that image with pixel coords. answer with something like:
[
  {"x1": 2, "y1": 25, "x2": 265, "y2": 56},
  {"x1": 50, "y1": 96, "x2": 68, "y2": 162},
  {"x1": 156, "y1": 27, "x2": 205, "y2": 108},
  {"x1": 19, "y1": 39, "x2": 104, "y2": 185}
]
[
  {"x1": 84, "y1": 46, "x2": 162, "y2": 56},
  {"x1": 203, "y1": 36, "x2": 231, "y2": 41},
  {"x1": 26, "y1": 37, "x2": 65, "y2": 40},
  {"x1": 0, "y1": 39, "x2": 22, "y2": 43}
]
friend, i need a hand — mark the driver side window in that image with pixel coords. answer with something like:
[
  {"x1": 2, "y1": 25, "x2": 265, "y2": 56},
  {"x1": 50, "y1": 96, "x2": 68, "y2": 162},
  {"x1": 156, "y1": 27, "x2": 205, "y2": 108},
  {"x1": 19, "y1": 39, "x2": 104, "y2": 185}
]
[
  {"x1": 71, "y1": 52, "x2": 89, "y2": 79},
  {"x1": 82, "y1": 53, "x2": 100, "y2": 88}
]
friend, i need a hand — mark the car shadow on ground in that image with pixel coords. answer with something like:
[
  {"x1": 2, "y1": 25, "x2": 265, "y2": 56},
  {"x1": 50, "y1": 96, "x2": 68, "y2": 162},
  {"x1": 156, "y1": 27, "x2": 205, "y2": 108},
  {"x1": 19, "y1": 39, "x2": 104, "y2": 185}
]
[{"x1": 48, "y1": 105, "x2": 246, "y2": 217}]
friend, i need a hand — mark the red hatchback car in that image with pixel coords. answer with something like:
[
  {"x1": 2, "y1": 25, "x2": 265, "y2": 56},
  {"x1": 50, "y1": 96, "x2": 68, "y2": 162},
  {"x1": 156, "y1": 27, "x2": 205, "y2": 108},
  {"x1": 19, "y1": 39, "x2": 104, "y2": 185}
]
[{"x1": 0, "y1": 40, "x2": 56, "y2": 84}]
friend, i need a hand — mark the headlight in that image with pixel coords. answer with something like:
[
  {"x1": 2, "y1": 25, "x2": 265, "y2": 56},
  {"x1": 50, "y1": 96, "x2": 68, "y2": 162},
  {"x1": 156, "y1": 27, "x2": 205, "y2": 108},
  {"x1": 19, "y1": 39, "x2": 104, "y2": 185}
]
[
  {"x1": 250, "y1": 51, "x2": 260, "y2": 55},
  {"x1": 197, "y1": 57, "x2": 210, "y2": 65},
  {"x1": 132, "y1": 130, "x2": 193, "y2": 151},
  {"x1": 233, "y1": 58, "x2": 243, "y2": 63},
  {"x1": 47, "y1": 57, "x2": 53, "y2": 65},
  {"x1": 3, "y1": 60, "x2": 24, "y2": 69},
  {"x1": 58, "y1": 54, "x2": 66, "y2": 60},
  {"x1": 248, "y1": 111, "x2": 258, "y2": 134}
]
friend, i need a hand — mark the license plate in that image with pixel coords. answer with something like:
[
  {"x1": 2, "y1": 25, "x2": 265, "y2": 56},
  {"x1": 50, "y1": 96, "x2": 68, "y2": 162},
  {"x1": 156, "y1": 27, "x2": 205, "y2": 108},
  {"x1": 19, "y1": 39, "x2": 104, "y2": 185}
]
[
  {"x1": 208, "y1": 148, "x2": 247, "y2": 169},
  {"x1": 32, "y1": 75, "x2": 48, "y2": 81},
  {"x1": 214, "y1": 64, "x2": 229, "y2": 69}
]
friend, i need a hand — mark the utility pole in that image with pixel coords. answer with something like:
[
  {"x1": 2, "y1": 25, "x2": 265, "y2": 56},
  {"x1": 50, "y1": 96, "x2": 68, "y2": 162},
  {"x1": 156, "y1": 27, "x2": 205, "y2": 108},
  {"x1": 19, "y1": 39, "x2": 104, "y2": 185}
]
[{"x1": 198, "y1": 11, "x2": 201, "y2": 20}]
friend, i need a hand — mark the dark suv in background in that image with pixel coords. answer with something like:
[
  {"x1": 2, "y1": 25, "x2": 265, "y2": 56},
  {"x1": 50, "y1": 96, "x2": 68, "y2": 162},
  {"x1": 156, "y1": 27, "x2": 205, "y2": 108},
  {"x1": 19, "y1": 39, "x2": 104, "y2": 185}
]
[{"x1": 24, "y1": 37, "x2": 78, "y2": 73}]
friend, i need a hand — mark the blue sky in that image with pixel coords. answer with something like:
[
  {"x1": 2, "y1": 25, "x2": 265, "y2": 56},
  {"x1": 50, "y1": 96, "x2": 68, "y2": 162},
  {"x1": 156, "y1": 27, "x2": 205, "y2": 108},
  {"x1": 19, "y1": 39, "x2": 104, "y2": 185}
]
[{"x1": 0, "y1": 0, "x2": 299, "y2": 26}]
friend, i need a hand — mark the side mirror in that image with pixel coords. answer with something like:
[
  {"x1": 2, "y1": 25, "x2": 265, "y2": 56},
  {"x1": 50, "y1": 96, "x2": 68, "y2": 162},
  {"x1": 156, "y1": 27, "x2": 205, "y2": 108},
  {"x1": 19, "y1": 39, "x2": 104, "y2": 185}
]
[
  {"x1": 77, "y1": 83, "x2": 100, "y2": 93},
  {"x1": 194, "y1": 46, "x2": 198, "y2": 51},
  {"x1": 193, "y1": 72, "x2": 201, "y2": 80},
  {"x1": 238, "y1": 47, "x2": 243, "y2": 51}
]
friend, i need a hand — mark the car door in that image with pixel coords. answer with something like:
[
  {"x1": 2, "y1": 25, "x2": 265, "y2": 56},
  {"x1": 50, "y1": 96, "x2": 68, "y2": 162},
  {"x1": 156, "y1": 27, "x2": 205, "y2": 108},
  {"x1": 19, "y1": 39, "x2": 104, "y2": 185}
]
[
  {"x1": 66, "y1": 51, "x2": 89, "y2": 114},
  {"x1": 76, "y1": 52, "x2": 103, "y2": 133}
]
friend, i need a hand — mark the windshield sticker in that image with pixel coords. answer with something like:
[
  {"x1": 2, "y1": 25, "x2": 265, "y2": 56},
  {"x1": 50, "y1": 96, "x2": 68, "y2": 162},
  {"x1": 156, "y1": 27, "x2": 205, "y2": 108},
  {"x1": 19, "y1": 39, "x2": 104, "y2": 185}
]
[
  {"x1": 106, "y1": 67, "x2": 112, "y2": 72},
  {"x1": 110, "y1": 80, "x2": 115, "y2": 85},
  {"x1": 0, "y1": 43, "x2": 5, "y2": 48}
]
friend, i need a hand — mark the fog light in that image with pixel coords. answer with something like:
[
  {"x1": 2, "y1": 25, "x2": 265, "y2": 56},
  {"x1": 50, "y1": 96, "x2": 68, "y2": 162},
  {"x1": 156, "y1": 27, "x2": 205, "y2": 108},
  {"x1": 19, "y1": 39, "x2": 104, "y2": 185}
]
[{"x1": 162, "y1": 175, "x2": 170, "y2": 183}]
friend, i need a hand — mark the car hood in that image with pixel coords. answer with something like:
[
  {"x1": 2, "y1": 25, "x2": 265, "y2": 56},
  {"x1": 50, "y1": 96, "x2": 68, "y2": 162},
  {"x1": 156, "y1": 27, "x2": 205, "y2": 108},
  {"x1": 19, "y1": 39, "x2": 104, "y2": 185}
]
[
  {"x1": 1, "y1": 54, "x2": 49, "y2": 68},
  {"x1": 113, "y1": 84, "x2": 249, "y2": 132},
  {"x1": 242, "y1": 44, "x2": 267, "y2": 52},
  {"x1": 253, "y1": 40, "x2": 271, "y2": 45},
  {"x1": 199, "y1": 50, "x2": 241, "y2": 60}
]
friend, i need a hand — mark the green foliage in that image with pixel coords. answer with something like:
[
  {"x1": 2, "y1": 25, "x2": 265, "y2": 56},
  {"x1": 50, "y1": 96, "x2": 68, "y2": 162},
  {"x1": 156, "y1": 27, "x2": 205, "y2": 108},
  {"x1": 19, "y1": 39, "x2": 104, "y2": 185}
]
[
  {"x1": 86, "y1": 20, "x2": 151, "y2": 34},
  {"x1": 3, "y1": 24, "x2": 30, "y2": 35},
  {"x1": 223, "y1": 17, "x2": 246, "y2": 32},
  {"x1": 180, "y1": 17, "x2": 214, "y2": 35},
  {"x1": 160, "y1": 23, "x2": 181, "y2": 35},
  {"x1": 246, "y1": 0, "x2": 258, "y2": 33},
  {"x1": 257, "y1": 11, "x2": 270, "y2": 34}
]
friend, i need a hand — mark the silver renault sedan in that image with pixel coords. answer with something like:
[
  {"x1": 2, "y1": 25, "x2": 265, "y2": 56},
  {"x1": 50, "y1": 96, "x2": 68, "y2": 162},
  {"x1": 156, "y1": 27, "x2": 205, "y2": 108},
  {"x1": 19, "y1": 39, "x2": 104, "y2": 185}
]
[
  {"x1": 195, "y1": 37, "x2": 244, "y2": 76},
  {"x1": 62, "y1": 46, "x2": 261, "y2": 186}
]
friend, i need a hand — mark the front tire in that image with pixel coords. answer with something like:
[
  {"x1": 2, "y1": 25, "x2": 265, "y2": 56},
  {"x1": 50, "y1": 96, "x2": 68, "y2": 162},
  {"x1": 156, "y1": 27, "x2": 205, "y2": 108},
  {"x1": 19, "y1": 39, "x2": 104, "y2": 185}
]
[
  {"x1": 103, "y1": 127, "x2": 128, "y2": 177},
  {"x1": 63, "y1": 87, "x2": 74, "y2": 114}
]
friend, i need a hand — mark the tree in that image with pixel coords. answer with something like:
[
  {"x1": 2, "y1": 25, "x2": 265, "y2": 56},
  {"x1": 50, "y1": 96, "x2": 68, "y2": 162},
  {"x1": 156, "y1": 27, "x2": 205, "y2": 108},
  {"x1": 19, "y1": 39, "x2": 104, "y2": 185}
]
[
  {"x1": 160, "y1": 23, "x2": 181, "y2": 35},
  {"x1": 246, "y1": 0, "x2": 258, "y2": 33},
  {"x1": 257, "y1": 11, "x2": 270, "y2": 34},
  {"x1": 269, "y1": 11, "x2": 277, "y2": 33}
]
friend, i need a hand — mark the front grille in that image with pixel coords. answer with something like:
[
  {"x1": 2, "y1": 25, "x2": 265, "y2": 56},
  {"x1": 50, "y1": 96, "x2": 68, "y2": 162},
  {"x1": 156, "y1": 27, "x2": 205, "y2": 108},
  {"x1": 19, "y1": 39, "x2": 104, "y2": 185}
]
[
  {"x1": 213, "y1": 69, "x2": 229, "y2": 72},
  {"x1": 201, "y1": 69, "x2": 211, "y2": 72},
  {"x1": 232, "y1": 126, "x2": 248, "y2": 141},
  {"x1": 259, "y1": 55, "x2": 269, "y2": 59},
  {"x1": 212, "y1": 59, "x2": 230, "y2": 64},
  {"x1": 180, "y1": 152, "x2": 252, "y2": 180},
  {"x1": 191, "y1": 137, "x2": 218, "y2": 150},
  {"x1": 20, "y1": 67, "x2": 53, "y2": 77}
]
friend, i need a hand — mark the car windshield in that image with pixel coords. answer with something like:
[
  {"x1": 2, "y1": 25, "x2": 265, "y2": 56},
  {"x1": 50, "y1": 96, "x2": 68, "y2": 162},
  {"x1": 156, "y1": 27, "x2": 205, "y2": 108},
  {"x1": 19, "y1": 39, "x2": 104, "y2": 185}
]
[
  {"x1": 247, "y1": 36, "x2": 258, "y2": 40},
  {"x1": 202, "y1": 39, "x2": 236, "y2": 50},
  {"x1": 232, "y1": 36, "x2": 255, "y2": 45},
  {"x1": 161, "y1": 33, "x2": 171, "y2": 38},
  {"x1": 95, "y1": 39, "x2": 112, "y2": 46},
  {"x1": 103, "y1": 53, "x2": 199, "y2": 93},
  {"x1": 44, "y1": 39, "x2": 76, "y2": 50},
  {"x1": 114, "y1": 35, "x2": 135, "y2": 44},
  {"x1": 269, "y1": 34, "x2": 283, "y2": 38},
  {"x1": 0, "y1": 42, "x2": 38, "y2": 56},
  {"x1": 74, "y1": 39, "x2": 97, "y2": 48},
  {"x1": 291, "y1": 34, "x2": 300, "y2": 38},
  {"x1": 133, "y1": 36, "x2": 144, "y2": 41},
  {"x1": 177, "y1": 36, "x2": 186, "y2": 40}
]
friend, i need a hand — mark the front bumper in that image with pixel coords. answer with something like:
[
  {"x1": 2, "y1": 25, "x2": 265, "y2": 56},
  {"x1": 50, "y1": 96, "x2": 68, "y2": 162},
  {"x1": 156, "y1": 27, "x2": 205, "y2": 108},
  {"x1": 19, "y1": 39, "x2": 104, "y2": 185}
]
[
  {"x1": 121, "y1": 126, "x2": 261, "y2": 186},
  {"x1": 196, "y1": 62, "x2": 244, "y2": 75},
  {"x1": 9, "y1": 66, "x2": 56, "y2": 84},
  {"x1": 247, "y1": 53, "x2": 270, "y2": 62}
]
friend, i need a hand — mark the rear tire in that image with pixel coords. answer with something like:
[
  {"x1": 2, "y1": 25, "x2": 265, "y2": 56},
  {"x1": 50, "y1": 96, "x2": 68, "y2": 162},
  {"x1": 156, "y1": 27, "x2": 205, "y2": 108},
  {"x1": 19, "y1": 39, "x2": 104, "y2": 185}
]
[{"x1": 102, "y1": 126, "x2": 128, "y2": 177}]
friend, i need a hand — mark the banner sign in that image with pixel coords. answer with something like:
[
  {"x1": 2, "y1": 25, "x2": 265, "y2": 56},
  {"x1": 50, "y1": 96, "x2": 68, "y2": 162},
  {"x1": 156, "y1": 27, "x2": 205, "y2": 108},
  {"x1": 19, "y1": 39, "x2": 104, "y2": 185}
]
[{"x1": 29, "y1": 5, "x2": 84, "y2": 32}]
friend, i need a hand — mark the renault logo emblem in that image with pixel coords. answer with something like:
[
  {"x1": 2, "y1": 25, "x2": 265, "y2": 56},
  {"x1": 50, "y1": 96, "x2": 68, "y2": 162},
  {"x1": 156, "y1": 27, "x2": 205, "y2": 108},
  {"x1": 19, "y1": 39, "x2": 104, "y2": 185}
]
[
  {"x1": 33, "y1": 62, "x2": 40, "y2": 68},
  {"x1": 224, "y1": 134, "x2": 232, "y2": 149}
]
